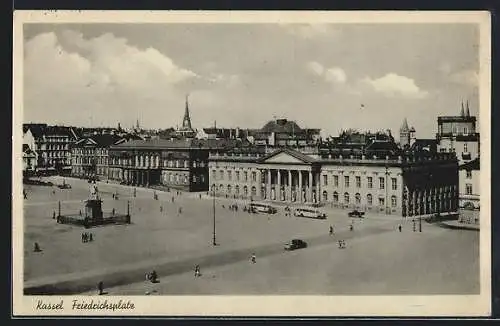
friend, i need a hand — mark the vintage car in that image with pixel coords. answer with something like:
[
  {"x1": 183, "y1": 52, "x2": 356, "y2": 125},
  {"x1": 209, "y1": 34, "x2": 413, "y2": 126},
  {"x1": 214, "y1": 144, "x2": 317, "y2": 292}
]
[
  {"x1": 284, "y1": 239, "x2": 308, "y2": 251},
  {"x1": 348, "y1": 210, "x2": 365, "y2": 218}
]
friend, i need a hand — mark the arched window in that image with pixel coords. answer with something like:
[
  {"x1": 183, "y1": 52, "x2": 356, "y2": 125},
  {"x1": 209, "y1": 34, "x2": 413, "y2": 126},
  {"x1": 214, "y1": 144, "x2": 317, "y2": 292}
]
[
  {"x1": 219, "y1": 184, "x2": 224, "y2": 193},
  {"x1": 243, "y1": 185, "x2": 248, "y2": 196},
  {"x1": 333, "y1": 191, "x2": 339, "y2": 203},
  {"x1": 367, "y1": 194, "x2": 373, "y2": 205},
  {"x1": 227, "y1": 185, "x2": 232, "y2": 194},
  {"x1": 344, "y1": 192, "x2": 350, "y2": 204},
  {"x1": 322, "y1": 191, "x2": 328, "y2": 201},
  {"x1": 355, "y1": 193, "x2": 361, "y2": 204},
  {"x1": 391, "y1": 195, "x2": 397, "y2": 207},
  {"x1": 235, "y1": 185, "x2": 240, "y2": 196},
  {"x1": 251, "y1": 186, "x2": 257, "y2": 196}
]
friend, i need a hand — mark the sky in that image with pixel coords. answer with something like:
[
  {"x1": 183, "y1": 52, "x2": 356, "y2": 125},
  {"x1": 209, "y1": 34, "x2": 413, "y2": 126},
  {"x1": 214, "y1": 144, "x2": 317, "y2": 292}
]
[{"x1": 23, "y1": 23, "x2": 479, "y2": 139}]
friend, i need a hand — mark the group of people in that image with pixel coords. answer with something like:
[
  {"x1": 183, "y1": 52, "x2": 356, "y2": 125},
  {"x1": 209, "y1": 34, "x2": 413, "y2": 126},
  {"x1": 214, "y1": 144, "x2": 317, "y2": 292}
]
[
  {"x1": 228, "y1": 204, "x2": 239, "y2": 212},
  {"x1": 81, "y1": 232, "x2": 94, "y2": 243}
]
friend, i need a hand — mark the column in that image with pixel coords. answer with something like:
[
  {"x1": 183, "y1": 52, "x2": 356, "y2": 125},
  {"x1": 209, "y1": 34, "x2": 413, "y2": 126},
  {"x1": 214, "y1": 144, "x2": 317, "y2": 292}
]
[
  {"x1": 288, "y1": 170, "x2": 292, "y2": 202},
  {"x1": 298, "y1": 170, "x2": 303, "y2": 203},
  {"x1": 277, "y1": 169, "x2": 281, "y2": 201},
  {"x1": 146, "y1": 170, "x2": 150, "y2": 186},
  {"x1": 317, "y1": 172, "x2": 321, "y2": 203},
  {"x1": 267, "y1": 169, "x2": 272, "y2": 200},
  {"x1": 308, "y1": 171, "x2": 313, "y2": 203}
]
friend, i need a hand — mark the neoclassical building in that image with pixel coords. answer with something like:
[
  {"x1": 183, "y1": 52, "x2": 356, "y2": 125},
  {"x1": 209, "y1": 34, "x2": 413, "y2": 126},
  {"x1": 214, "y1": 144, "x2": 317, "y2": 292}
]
[
  {"x1": 208, "y1": 130, "x2": 459, "y2": 217},
  {"x1": 108, "y1": 138, "x2": 238, "y2": 191}
]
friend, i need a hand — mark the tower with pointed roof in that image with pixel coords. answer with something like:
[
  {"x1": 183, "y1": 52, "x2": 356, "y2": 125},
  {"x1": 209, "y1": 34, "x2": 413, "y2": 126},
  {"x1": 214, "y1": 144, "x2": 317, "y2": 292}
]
[
  {"x1": 182, "y1": 94, "x2": 193, "y2": 130},
  {"x1": 176, "y1": 94, "x2": 196, "y2": 139},
  {"x1": 399, "y1": 118, "x2": 411, "y2": 149}
]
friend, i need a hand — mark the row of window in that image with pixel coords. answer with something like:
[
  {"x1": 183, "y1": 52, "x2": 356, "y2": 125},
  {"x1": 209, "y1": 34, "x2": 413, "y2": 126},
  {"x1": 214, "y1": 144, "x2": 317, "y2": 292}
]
[
  {"x1": 328, "y1": 192, "x2": 397, "y2": 207},
  {"x1": 163, "y1": 173, "x2": 206, "y2": 184},
  {"x1": 323, "y1": 175, "x2": 397, "y2": 190},
  {"x1": 109, "y1": 157, "x2": 205, "y2": 169},
  {"x1": 73, "y1": 148, "x2": 107, "y2": 155},
  {"x1": 212, "y1": 170, "x2": 258, "y2": 182},
  {"x1": 211, "y1": 184, "x2": 258, "y2": 197}
]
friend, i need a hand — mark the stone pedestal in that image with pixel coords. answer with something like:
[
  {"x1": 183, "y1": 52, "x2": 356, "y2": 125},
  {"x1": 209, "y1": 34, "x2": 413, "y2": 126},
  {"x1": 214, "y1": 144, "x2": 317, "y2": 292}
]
[{"x1": 85, "y1": 199, "x2": 103, "y2": 221}]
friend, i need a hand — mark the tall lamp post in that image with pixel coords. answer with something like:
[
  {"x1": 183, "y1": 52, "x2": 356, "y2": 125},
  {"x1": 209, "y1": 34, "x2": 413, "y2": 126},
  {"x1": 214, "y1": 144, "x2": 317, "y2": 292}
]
[{"x1": 212, "y1": 187, "x2": 217, "y2": 246}]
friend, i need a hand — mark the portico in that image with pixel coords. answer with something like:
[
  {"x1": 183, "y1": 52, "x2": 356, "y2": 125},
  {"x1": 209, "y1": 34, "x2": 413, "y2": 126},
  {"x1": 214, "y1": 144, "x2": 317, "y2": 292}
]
[{"x1": 257, "y1": 148, "x2": 321, "y2": 203}]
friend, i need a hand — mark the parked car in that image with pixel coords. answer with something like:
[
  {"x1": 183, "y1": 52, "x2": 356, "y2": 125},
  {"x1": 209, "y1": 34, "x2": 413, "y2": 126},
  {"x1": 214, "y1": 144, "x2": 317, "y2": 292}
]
[
  {"x1": 348, "y1": 210, "x2": 365, "y2": 218},
  {"x1": 294, "y1": 207, "x2": 327, "y2": 219},
  {"x1": 284, "y1": 239, "x2": 308, "y2": 251},
  {"x1": 249, "y1": 202, "x2": 278, "y2": 214},
  {"x1": 57, "y1": 183, "x2": 71, "y2": 189}
]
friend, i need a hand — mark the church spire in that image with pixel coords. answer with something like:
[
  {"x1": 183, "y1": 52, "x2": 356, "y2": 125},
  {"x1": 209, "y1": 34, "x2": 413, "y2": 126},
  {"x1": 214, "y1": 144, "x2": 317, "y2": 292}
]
[
  {"x1": 466, "y1": 100, "x2": 471, "y2": 117},
  {"x1": 460, "y1": 101, "x2": 465, "y2": 117},
  {"x1": 400, "y1": 117, "x2": 409, "y2": 131},
  {"x1": 182, "y1": 94, "x2": 192, "y2": 130}
]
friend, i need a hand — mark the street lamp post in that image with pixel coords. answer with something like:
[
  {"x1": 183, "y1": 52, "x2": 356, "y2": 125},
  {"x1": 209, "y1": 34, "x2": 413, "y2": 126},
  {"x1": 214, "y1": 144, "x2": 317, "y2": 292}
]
[{"x1": 212, "y1": 187, "x2": 217, "y2": 246}]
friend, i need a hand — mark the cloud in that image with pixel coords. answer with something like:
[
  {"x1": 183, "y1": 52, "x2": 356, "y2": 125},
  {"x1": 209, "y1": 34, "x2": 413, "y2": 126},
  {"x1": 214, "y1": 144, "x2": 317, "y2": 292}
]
[
  {"x1": 361, "y1": 73, "x2": 429, "y2": 99},
  {"x1": 306, "y1": 61, "x2": 346, "y2": 84},
  {"x1": 306, "y1": 61, "x2": 324, "y2": 76},
  {"x1": 324, "y1": 68, "x2": 347, "y2": 84},
  {"x1": 207, "y1": 73, "x2": 241, "y2": 88},
  {"x1": 24, "y1": 31, "x2": 200, "y2": 127},
  {"x1": 448, "y1": 69, "x2": 479, "y2": 87},
  {"x1": 280, "y1": 24, "x2": 339, "y2": 39}
]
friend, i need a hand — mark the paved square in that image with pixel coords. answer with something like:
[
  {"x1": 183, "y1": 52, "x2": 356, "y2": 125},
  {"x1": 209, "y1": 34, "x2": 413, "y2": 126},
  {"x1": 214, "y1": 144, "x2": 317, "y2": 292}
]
[{"x1": 23, "y1": 176, "x2": 479, "y2": 295}]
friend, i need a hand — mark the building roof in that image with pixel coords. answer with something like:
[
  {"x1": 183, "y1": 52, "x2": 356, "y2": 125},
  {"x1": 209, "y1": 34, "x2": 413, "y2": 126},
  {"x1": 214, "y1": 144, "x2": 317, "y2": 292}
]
[
  {"x1": 74, "y1": 134, "x2": 127, "y2": 148},
  {"x1": 258, "y1": 147, "x2": 317, "y2": 164},
  {"x1": 438, "y1": 116, "x2": 476, "y2": 123},
  {"x1": 111, "y1": 137, "x2": 245, "y2": 150},
  {"x1": 410, "y1": 139, "x2": 437, "y2": 152},
  {"x1": 459, "y1": 158, "x2": 480, "y2": 170},
  {"x1": 24, "y1": 123, "x2": 78, "y2": 139}
]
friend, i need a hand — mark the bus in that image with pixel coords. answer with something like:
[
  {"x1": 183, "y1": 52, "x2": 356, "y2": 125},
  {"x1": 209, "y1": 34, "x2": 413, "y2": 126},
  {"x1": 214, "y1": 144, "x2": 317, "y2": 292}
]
[
  {"x1": 249, "y1": 202, "x2": 278, "y2": 214},
  {"x1": 294, "y1": 207, "x2": 327, "y2": 219}
]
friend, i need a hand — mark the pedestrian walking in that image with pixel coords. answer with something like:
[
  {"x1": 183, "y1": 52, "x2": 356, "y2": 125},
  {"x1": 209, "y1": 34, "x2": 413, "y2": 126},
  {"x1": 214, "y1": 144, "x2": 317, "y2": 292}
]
[
  {"x1": 34, "y1": 242, "x2": 41, "y2": 252},
  {"x1": 329, "y1": 226, "x2": 334, "y2": 236},
  {"x1": 52, "y1": 211, "x2": 56, "y2": 219},
  {"x1": 178, "y1": 207, "x2": 182, "y2": 215},
  {"x1": 23, "y1": 190, "x2": 27, "y2": 199},
  {"x1": 251, "y1": 253, "x2": 256, "y2": 264},
  {"x1": 112, "y1": 193, "x2": 115, "y2": 200},
  {"x1": 350, "y1": 224, "x2": 354, "y2": 231},
  {"x1": 160, "y1": 205, "x2": 163, "y2": 213},
  {"x1": 398, "y1": 224, "x2": 402, "y2": 232},
  {"x1": 89, "y1": 233, "x2": 93, "y2": 242},
  {"x1": 97, "y1": 281, "x2": 104, "y2": 295},
  {"x1": 195, "y1": 265, "x2": 201, "y2": 277}
]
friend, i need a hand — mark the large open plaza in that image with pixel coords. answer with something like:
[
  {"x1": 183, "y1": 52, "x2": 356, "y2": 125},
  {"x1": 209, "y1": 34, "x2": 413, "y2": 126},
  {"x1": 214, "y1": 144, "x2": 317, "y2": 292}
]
[{"x1": 23, "y1": 176, "x2": 479, "y2": 295}]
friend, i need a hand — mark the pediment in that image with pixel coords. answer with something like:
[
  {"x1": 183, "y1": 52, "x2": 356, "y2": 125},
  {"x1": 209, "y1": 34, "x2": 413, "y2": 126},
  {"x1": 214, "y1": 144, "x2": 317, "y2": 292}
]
[{"x1": 263, "y1": 151, "x2": 308, "y2": 164}]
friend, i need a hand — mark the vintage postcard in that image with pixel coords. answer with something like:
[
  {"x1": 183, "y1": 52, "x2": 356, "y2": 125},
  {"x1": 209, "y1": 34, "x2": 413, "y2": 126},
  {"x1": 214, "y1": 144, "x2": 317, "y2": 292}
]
[{"x1": 12, "y1": 10, "x2": 491, "y2": 317}]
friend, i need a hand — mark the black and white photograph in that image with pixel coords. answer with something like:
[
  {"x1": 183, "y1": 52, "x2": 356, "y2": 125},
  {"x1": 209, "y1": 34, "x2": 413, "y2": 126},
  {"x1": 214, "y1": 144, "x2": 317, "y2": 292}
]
[{"x1": 12, "y1": 11, "x2": 491, "y2": 317}]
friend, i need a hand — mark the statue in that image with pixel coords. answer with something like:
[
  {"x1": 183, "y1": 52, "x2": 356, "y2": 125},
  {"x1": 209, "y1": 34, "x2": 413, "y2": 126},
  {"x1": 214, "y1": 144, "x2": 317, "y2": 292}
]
[{"x1": 89, "y1": 183, "x2": 99, "y2": 200}]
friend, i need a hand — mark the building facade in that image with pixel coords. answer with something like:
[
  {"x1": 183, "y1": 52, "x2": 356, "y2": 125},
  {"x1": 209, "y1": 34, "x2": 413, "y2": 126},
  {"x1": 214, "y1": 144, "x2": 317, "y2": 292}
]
[
  {"x1": 71, "y1": 134, "x2": 130, "y2": 179},
  {"x1": 208, "y1": 123, "x2": 459, "y2": 217},
  {"x1": 108, "y1": 138, "x2": 216, "y2": 191},
  {"x1": 436, "y1": 102, "x2": 480, "y2": 165},
  {"x1": 22, "y1": 144, "x2": 36, "y2": 176},
  {"x1": 23, "y1": 124, "x2": 79, "y2": 174},
  {"x1": 458, "y1": 158, "x2": 480, "y2": 210}
]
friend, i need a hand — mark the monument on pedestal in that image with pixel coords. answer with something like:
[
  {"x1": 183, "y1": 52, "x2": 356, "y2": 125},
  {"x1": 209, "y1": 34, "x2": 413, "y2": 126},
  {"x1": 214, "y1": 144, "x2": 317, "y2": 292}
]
[
  {"x1": 85, "y1": 183, "x2": 103, "y2": 223},
  {"x1": 56, "y1": 181, "x2": 131, "y2": 227}
]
